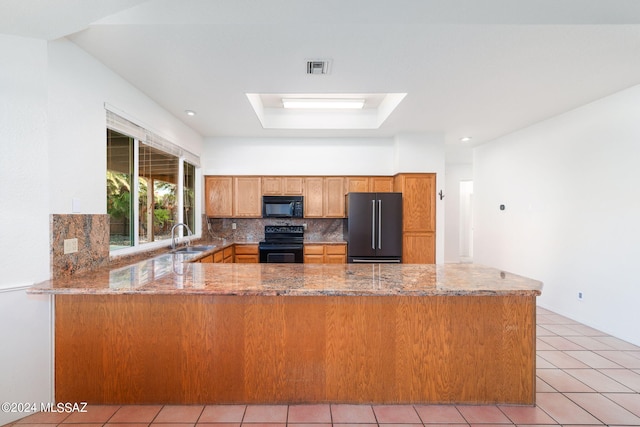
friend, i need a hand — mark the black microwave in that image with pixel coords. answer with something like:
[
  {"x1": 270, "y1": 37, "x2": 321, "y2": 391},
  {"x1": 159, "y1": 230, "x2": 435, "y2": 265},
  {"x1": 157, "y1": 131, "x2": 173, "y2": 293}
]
[{"x1": 262, "y1": 196, "x2": 304, "y2": 218}]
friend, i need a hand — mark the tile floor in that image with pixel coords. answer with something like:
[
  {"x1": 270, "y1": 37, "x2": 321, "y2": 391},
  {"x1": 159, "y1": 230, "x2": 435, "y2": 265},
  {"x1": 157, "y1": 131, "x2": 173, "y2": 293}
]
[{"x1": 5, "y1": 306, "x2": 640, "y2": 427}]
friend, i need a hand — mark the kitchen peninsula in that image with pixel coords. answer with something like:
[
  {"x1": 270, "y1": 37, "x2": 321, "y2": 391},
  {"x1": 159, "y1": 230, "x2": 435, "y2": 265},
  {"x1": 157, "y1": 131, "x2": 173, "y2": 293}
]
[{"x1": 29, "y1": 254, "x2": 542, "y2": 405}]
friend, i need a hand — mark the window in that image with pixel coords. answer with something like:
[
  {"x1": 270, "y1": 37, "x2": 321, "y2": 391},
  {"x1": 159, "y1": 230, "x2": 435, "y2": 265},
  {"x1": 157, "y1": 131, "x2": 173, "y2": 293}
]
[{"x1": 106, "y1": 110, "x2": 199, "y2": 252}]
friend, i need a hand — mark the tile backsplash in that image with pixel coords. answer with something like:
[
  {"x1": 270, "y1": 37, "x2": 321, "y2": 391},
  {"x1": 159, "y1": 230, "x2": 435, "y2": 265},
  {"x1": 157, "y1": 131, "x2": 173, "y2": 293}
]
[{"x1": 206, "y1": 217, "x2": 345, "y2": 242}]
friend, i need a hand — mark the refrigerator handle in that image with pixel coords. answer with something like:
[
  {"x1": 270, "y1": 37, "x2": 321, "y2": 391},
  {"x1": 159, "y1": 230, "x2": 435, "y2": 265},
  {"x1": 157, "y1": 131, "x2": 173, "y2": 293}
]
[
  {"x1": 371, "y1": 199, "x2": 376, "y2": 250},
  {"x1": 378, "y1": 200, "x2": 382, "y2": 249}
]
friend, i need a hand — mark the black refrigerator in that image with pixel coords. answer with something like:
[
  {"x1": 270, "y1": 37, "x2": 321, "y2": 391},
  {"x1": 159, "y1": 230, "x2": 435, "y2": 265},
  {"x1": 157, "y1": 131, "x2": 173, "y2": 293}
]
[{"x1": 346, "y1": 192, "x2": 403, "y2": 263}]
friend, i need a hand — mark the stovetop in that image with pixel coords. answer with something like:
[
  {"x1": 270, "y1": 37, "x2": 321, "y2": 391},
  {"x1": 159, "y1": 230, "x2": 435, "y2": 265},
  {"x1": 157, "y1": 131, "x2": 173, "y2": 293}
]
[{"x1": 261, "y1": 225, "x2": 304, "y2": 244}]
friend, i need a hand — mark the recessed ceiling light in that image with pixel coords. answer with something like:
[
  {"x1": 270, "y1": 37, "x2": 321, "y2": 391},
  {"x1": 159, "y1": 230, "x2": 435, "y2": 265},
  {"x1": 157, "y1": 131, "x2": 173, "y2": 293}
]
[
  {"x1": 282, "y1": 98, "x2": 365, "y2": 109},
  {"x1": 184, "y1": 110, "x2": 196, "y2": 116},
  {"x1": 460, "y1": 136, "x2": 472, "y2": 142}
]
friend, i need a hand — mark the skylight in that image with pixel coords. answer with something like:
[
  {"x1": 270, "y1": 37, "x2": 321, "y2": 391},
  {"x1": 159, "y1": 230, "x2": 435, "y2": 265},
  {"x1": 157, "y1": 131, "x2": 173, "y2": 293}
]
[{"x1": 246, "y1": 93, "x2": 406, "y2": 130}]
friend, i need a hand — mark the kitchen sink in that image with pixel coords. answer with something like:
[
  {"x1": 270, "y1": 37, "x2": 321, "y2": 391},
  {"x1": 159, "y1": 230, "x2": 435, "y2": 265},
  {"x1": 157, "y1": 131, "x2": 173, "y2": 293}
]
[{"x1": 172, "y1": 245, "x2": 216, "y2": 253}]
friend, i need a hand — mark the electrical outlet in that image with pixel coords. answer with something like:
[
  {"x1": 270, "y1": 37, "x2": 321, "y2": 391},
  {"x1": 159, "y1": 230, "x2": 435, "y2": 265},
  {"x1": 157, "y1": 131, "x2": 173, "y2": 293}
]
[
  {"x1": 578, "y1": 291, "x2": 584, "y2": 301},
  {"x1": 64, "y1": 238, "x2": 78, "y2": 254},
  {"x1": 231, "y1": 223, "x2": 237, "y2": 230}
]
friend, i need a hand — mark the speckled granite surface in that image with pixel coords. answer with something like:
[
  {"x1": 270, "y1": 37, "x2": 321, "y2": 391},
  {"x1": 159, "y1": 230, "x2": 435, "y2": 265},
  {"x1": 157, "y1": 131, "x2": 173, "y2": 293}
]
[
  {"x1": 29, "y1": 248, "x2": 542, "y2": 296},
  {"x1": 51, "y1": 214, "x2": 110, "y2": 278}
]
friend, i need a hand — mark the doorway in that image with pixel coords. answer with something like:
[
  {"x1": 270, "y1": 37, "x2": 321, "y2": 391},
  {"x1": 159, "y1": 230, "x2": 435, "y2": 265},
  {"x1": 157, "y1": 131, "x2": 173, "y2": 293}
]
[{"x1": 459, "y1": 181, "x2": 474, "y2": 263}]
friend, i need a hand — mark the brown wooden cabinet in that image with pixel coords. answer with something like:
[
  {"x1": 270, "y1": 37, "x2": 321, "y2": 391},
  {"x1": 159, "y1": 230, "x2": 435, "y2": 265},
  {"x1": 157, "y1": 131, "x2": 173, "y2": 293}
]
[
  {"x1": 370, "y1": 176, "x2": 394, "y2": 192},
  {"x1": 199, "y1": 254, "x2": 214, "y2": 263},
  {"x1": 324, "y1": 177, "x2": 345, "y2": 217},
  {"x1": 282, "y1": 177, "x2": 304, "y2": 195},
  {"x1": 303, "y1": 244, "x2": 325, "y2": 264},
  {"x1": 394, "y1": 173, "x2": 436, "y2": 264},
  {"x1": 345, "y1": 176, "x2": 370, "y2": 192},
  {"x1": 303, "y1": 177, "x2": 325, "y2": 217},
  {"x1": 304, "y1": 243, "x2": 347, "y2": 264},
  {"x1": 223, "y1": 246, "x2": 235, "y2": 263},
  {"x1": 262, "y1": 177, "x2": 282, "y2": 195},
  {"x1": 304, "y1": 177, "x2": 345, "y2": 218},
  {"x1": 233, "y1": 177, "x2": 262, "y2": 217},
  {"x1": 205, "y1": 176, "x2": 233, "y2": 217},
  {"x1": 346, "y1": 176, "x2": 394, "y2": 193},
  {"x1": 324, "y1": 244, "x2": 347, "y2": 263},
  {"x1": 234, "y1": 244, "x2": 259, "y2": 263},
  {"x1": 262, "y1": 176, "x2": 305, "y2": 195}
]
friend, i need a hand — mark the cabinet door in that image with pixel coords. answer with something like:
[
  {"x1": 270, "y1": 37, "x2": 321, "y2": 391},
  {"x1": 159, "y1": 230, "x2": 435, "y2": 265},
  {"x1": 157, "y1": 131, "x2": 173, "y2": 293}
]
[
  {"x1": 235, "y1": 244, "x2": 259, "y2": 263},
  {"x1": 396, "y1": 174, "x2": 436, "y2": 232},
  {"x1": 403, "y1": 232, "x2": 435, "y2": 264},
  {"x1": 370, "y1": 176, "x2": 395, "y2": 193},
  {"x1": 324, "y1": 177, "x2": 345, "y2": 217},
  {"x1": 346, "y1": 177, "x2": 370, "y2": 193},
  {"x1": 223, "y1": 246, "x2": 235, "y2": 263},
  {"x1": 303, "y1": 244, "x2": 324, "y2": 263},
  {"x1": 282, "y1": 177, "x2": 304, "y2": 195},
  {"x1": 205, "y1": 176, "x2": 233, "y2": 217},
  {"x1": 304, "y1": 177, "x2": 324, "y2": 217},
  {"x1": 262, "y1": 177, "x2": 282, "y2": 195},
  {"x1": 199, "y1": 254, "x2": 214, "y2": 263},
  {"x1": 325, "y1": 244, "x2": 347, "y2": 263},
  {"x1": 233, "y1": 177, "x2": 262, "y2": 217}
]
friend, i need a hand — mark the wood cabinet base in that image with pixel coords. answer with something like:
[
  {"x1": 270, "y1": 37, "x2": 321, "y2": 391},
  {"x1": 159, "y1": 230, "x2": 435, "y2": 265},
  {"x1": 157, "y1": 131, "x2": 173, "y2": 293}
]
[{"x1": 55, "y1": 294, "x2": 535, "y2": 405}]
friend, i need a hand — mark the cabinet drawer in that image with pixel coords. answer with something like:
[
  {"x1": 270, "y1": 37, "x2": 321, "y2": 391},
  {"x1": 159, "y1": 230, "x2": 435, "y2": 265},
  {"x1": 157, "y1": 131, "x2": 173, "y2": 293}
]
[
  {"x1": 213, "y1": 250, "x2": 224, "y2": 263},
  {"x1": 199, "y1": 254, "x2": 214, "y2": 263},
  {"x1": 235, "y1": 244, "x2": 259, "y2": 255},
  {"x1": 325, "y1": 244, "x2": 346, "y2": 255},
  {"x1": 223, "y1": 246, "x2": 234, "y2": 258},
  {"x1": 304, "y1": 245, "x2": 324, "y2": 255}
]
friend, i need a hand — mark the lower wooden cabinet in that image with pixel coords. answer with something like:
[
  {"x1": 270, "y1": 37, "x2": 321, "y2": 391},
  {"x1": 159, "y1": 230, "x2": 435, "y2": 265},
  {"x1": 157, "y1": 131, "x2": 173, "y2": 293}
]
[
  {"x1": 304, "y1": 244, "x2": 347, "y2": 264},
  {"x1": 403, "y1": 232, "x2": 435, "y2": 264},
  {"x1": 234, "y1": 244, "x2": 259, "y2": 263},
  {"x1": 196, "y1": 244, "x2": 249, "y2": 263},
  {"x1": 223, "y1": 246, "x2": 234, "y2": 263}
]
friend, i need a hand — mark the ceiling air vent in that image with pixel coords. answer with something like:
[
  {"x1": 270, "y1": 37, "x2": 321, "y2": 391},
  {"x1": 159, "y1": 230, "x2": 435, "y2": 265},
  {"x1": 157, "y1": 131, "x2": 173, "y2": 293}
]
[{"x1": 306, "y1": 60, "x2": 330, "y2": 75}]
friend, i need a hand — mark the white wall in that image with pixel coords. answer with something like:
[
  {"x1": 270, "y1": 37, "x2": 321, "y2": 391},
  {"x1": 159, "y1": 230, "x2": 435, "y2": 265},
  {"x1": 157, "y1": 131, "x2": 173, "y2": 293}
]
[
  {"x1": 474, "y1": 84, "x2": 640, "y2": 346},
  {"x1": 0, "y1": 35, "x2": 53, "y2": 425},
  {"x1": 203, "y1": 137, "x2": 395, "y2": 176},
  {"x1": 48, "y1": 38, "x2": 204, "y2": 214}
]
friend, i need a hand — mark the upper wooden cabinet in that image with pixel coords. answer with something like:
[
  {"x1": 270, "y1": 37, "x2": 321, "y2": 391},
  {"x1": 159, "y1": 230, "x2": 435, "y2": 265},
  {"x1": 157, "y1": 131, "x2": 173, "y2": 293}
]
[
  {"x1": 233, "y1": 177, "x2": 262, "y2": 217},
  {"x1": 282, "y1": 177, "x2": 304, "y2": 195},
  {"x1": 394, "y1": 173, "x2": 436, "y2": 232},
  {"x1": 205, "y1": 176, "x2": 233, "y2": 217},
  {"x1": 261, "y1": 177, "x2": 282, "y2": 195},
  {"x1": 324, "y1": 177, "x2": 345, "y2": 217},
  {"x1": 304, "y1": 177, "x2": 345, "y2": 218},
  {"x1": 303, "y1": 177, "x2": 324, "y2": 217},
  {"x1": 261, "y1": 176, "x2": 304, "y2": 195},
  {"x1": 346, "y1": 176, "x2": 395, "y2": 193},
  {"x1": 370, "y1": 176, "x2": 395, "y2": 193}
]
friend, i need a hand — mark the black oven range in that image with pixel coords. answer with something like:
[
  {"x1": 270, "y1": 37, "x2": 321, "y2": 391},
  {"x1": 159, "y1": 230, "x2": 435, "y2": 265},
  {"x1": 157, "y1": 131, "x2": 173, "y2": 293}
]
[{"x1": 258, "y1": 225, "x2": 304, "y2": 263}]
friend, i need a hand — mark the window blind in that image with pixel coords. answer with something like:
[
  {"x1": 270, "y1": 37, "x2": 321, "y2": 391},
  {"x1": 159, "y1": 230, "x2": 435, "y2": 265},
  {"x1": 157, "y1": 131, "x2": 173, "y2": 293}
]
[{"x1": 106, "y1": 109, "x2": 200, "y2": 167}]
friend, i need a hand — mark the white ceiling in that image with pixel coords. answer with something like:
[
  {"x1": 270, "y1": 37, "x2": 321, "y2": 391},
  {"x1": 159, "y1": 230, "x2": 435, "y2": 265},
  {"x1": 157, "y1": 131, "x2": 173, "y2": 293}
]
[{"x1": 4, "y1": 0, "x2": 640, "y2": 163}]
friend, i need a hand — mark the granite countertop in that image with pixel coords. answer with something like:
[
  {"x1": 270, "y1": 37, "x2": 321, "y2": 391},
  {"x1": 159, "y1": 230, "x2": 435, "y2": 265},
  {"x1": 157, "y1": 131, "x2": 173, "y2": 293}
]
[{"x1": 28, "y1": 246, "x2": 543, "y2": 296}]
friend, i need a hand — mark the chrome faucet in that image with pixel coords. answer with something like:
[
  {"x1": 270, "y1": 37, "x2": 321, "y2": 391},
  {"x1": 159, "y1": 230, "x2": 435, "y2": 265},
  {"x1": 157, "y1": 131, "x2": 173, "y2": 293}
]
[{"x1": 171, "y1": 223, "x2": 193, "y2": 249}]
